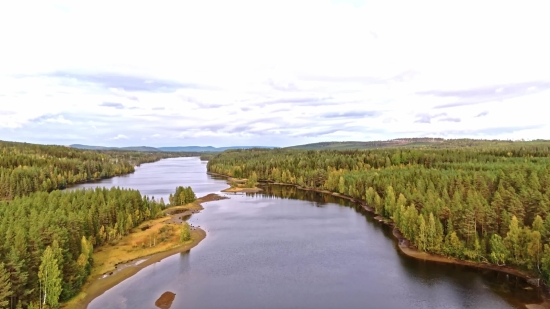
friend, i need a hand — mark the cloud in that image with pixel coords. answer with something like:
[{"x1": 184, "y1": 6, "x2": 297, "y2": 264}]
[
  {"x1": 100, "y1": 102, "x2": 125, "y2": 109},
  {"x1": 1, "y1": 1, "x2": 550, "y2": 146},
  {"x1": 320, "y1": 110, "x2": 380, "y2": 118},
  {"x1": 111, "y1": 134, "x2": 128, "y2": 140},
  {"x1": 45, "y1": 115, "x2": 72, "y2": 124},
  {"x1": 44, "y1": 71, "x2": 210, "y2": 93},
  {"x1": 290, "y1": 128, "x2": 343, "y2": 138},
  {"x1": 438, "y1": 117, "x2": 461, "y2": 123},
  {"x1": 475, "y1": 111, "x2": 489, "y2": 117},
  {"x1": 419, "y1": 81, "x2": 550, "y2": 109},
  {"x1": 267, "y1": 79, "x2": 300, "y2": 92},
  {"x1": 257, "y1": 96, "x2": 334, "y2": 107},
  {"x1": 414, "y1": 113, "x2": 447, "y2": 123},
  {"x1": 109, "y1": 88, "x2": 139, "y2": 101},
  {"x1": 29, "y1": 114, "x2": 72, "y2": 125},
  {"x1": 438, "y1": 125, "x2": 544, "y2": 136},
  {"x1": 179, "y1": 96, "x2": 224, "y2": 109}
]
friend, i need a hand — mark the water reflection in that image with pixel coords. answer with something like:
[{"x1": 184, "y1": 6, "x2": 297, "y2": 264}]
[
  {"x1": 255, "y1": 184, "x2": 545, "y2": 307},
  {"x1": 86, "y1": 160, "x2": 546, "y2": 309}
]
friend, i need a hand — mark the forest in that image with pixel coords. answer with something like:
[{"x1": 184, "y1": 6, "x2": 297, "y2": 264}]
[
  {"x1": 0, "y1": 140, "x2": 193, "y2": 308},
  {"x1": 206, "y1": 141, "x2": 550, "y2": 282},
  {"x1": 0, "y1": 140, "x2": 192, "y2": 200}
]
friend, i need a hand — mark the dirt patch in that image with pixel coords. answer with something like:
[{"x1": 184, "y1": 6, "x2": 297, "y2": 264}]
[
  {"x1": 198, "y1": 193, "x2": 230, "y2": 202},
  {"x1": 526, "y1": 302, "x2": 550, "y2": 309},
  {"x1": 155, "y1": 291, "x2": 176, "y2": 309}
]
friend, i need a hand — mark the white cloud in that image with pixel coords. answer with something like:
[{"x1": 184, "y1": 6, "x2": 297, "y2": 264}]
[
  {"x1": 0, "y1": 0, "x2": 549, "y2": 146},
  {"x1": 112, "y1": 134, "x2": 128, "y2": 140},
  {"x1": 45, "y1": 115, "x2": 72, "y2": 124}
]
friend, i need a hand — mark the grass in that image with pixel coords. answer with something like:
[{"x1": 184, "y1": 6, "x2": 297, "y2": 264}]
[{"x1": 62, "y1": 200, "x2": 205, "y2": 309}]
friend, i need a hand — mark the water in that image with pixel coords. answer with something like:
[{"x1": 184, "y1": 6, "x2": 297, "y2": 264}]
[
  {"x1": 74, "y1": 157, "x2": 544, "y2": 309},
  {"x1": 69, "y1": 157, "x2": 226, "y2": 201}
]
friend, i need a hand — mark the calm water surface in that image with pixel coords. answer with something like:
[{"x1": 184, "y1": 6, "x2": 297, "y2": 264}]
[{"x1": 74, "y1": 157, "x2": 544, "y2": 309}]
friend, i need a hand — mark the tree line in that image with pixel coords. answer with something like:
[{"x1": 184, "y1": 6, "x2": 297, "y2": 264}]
[
  {"x1": 0, "y1": 140, "x2": 199, "y2": 308},
  {"x1": 206, "y1": 142, "x2": 550, "y2": 281},
  {"x1": 0, "y1": 187, "x2": 166, "y2": 308},
  {"x1": 0, "y1": 140, "x2": 194, "y2": 200}
]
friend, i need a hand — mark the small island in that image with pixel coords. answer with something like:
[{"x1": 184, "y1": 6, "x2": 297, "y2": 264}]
[{"x1": 220, "y1": 172, "x2": 263, "y2": 193}]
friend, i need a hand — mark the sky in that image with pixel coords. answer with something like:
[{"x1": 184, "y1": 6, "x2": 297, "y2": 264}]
[{"x1": 1, "y1": 0, "x2": 549, "y2": 147}]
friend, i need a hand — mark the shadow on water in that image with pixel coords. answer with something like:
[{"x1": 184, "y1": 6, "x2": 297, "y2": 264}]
[{"x1": 253, "y1": 184, "x2": 546, "y2": 307}]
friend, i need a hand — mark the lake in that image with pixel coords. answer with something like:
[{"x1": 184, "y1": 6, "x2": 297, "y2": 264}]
[{"x1": 70, "y1": 157, "x2": 544, "y2": 309}]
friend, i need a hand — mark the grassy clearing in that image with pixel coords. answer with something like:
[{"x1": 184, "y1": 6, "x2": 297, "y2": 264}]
[{"x1": 62, "y1": 200, "x2": 208, "y2": 309}]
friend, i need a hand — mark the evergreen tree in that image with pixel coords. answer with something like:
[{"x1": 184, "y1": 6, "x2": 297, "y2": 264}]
[
  {"x1": 532, "y1": 215, "x2": 546, "y2": 238},
  {"x1": 0, "y1": 262, "x2": 13, "y2": 308},
  {"x1": 4, "y1": 249, "x2": 29, "y2": 307}
]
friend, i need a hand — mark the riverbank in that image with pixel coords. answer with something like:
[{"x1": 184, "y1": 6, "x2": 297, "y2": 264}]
[
  {"x1": 63, "y1": 193, "x2": 226, "y2": 309},
  {"x1": 221, "y1": 187, "x2": 263, "y2": 193},
  {"x1": 208, "y1": 172, "x2": 544, "y2": 283}
]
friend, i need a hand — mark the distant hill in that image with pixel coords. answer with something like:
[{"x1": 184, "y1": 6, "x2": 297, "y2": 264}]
[
  {"x1": 69, "y1": 144, "x2": 273, "y2": 152},
  {"x1": 284, "y1": 138, "x2": 538, "y2": 150},
  {"x1": 285, "y1": 138, "x2": 447, "y2": 150},
  {"x1": 120, "y1": 146, "x2": 163, "y2": 152},
  {"x1": 158, "y1": 146, "x2": 273, "y2": 152},
  {"x1": 69, "y1": 144, "x2": 116, "y2": 150},
  {"x1": 70, "y1": 144, "x2": 161, "y2": 152}
]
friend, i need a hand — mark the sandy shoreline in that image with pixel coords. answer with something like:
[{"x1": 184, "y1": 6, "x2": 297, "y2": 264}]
[
  {"x1": 64, "y1": 194, "x2": 226, "y2": 309},
  {"x1": 221, "y1": 187, "x2": 263, "y2": 193},
  {"x1": 67, "y1": 229, "x2": 206, "y2": 309}
]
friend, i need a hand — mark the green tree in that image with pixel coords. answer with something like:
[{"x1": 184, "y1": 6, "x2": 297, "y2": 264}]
[
  {"x1": 416, "y1": 214, "x2": 427, "y2": 251},
  {"x1": 542, "y1": 245, "x2": 550, "y2": 281},
  {"x1": 444, "y1": 232, "x2": 463, "y2": 258},
  {"x1": 365, "y1": 187, "x2": 376, "y2": 206},
  {"x1": 532, "y1": 215, "x2": 546, "y2": 238},
  {"x1": 384, "y1": 186, "x2": 396, "y2": 218},
  {"x1": 38, "y1": 246, "x2": 62, "y2": 309},
  {"x1": 504, "y1": 216, "x2": 522, "y2": 265},
  {"x1": 245, "y1": 172, "x2": 258, "y2": 188},
  {"x1": 0, "y1": 263, "x2": 13, "y2": 308},
  {"x1": 180, "y1": 223, "x2": 191, "y2": 243},
  {"x1": 527, "y1": 230, "x2": 542, "y2": 271},
  {"x1": 427, "y1": 213, "x2": 440, "y2": 253},
  {"x1": 489, "y1": 234, "x2": 508, "y2": 266},
  {"x1": 4, "y1": 249, "x2": 29, "y2": 307}
]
